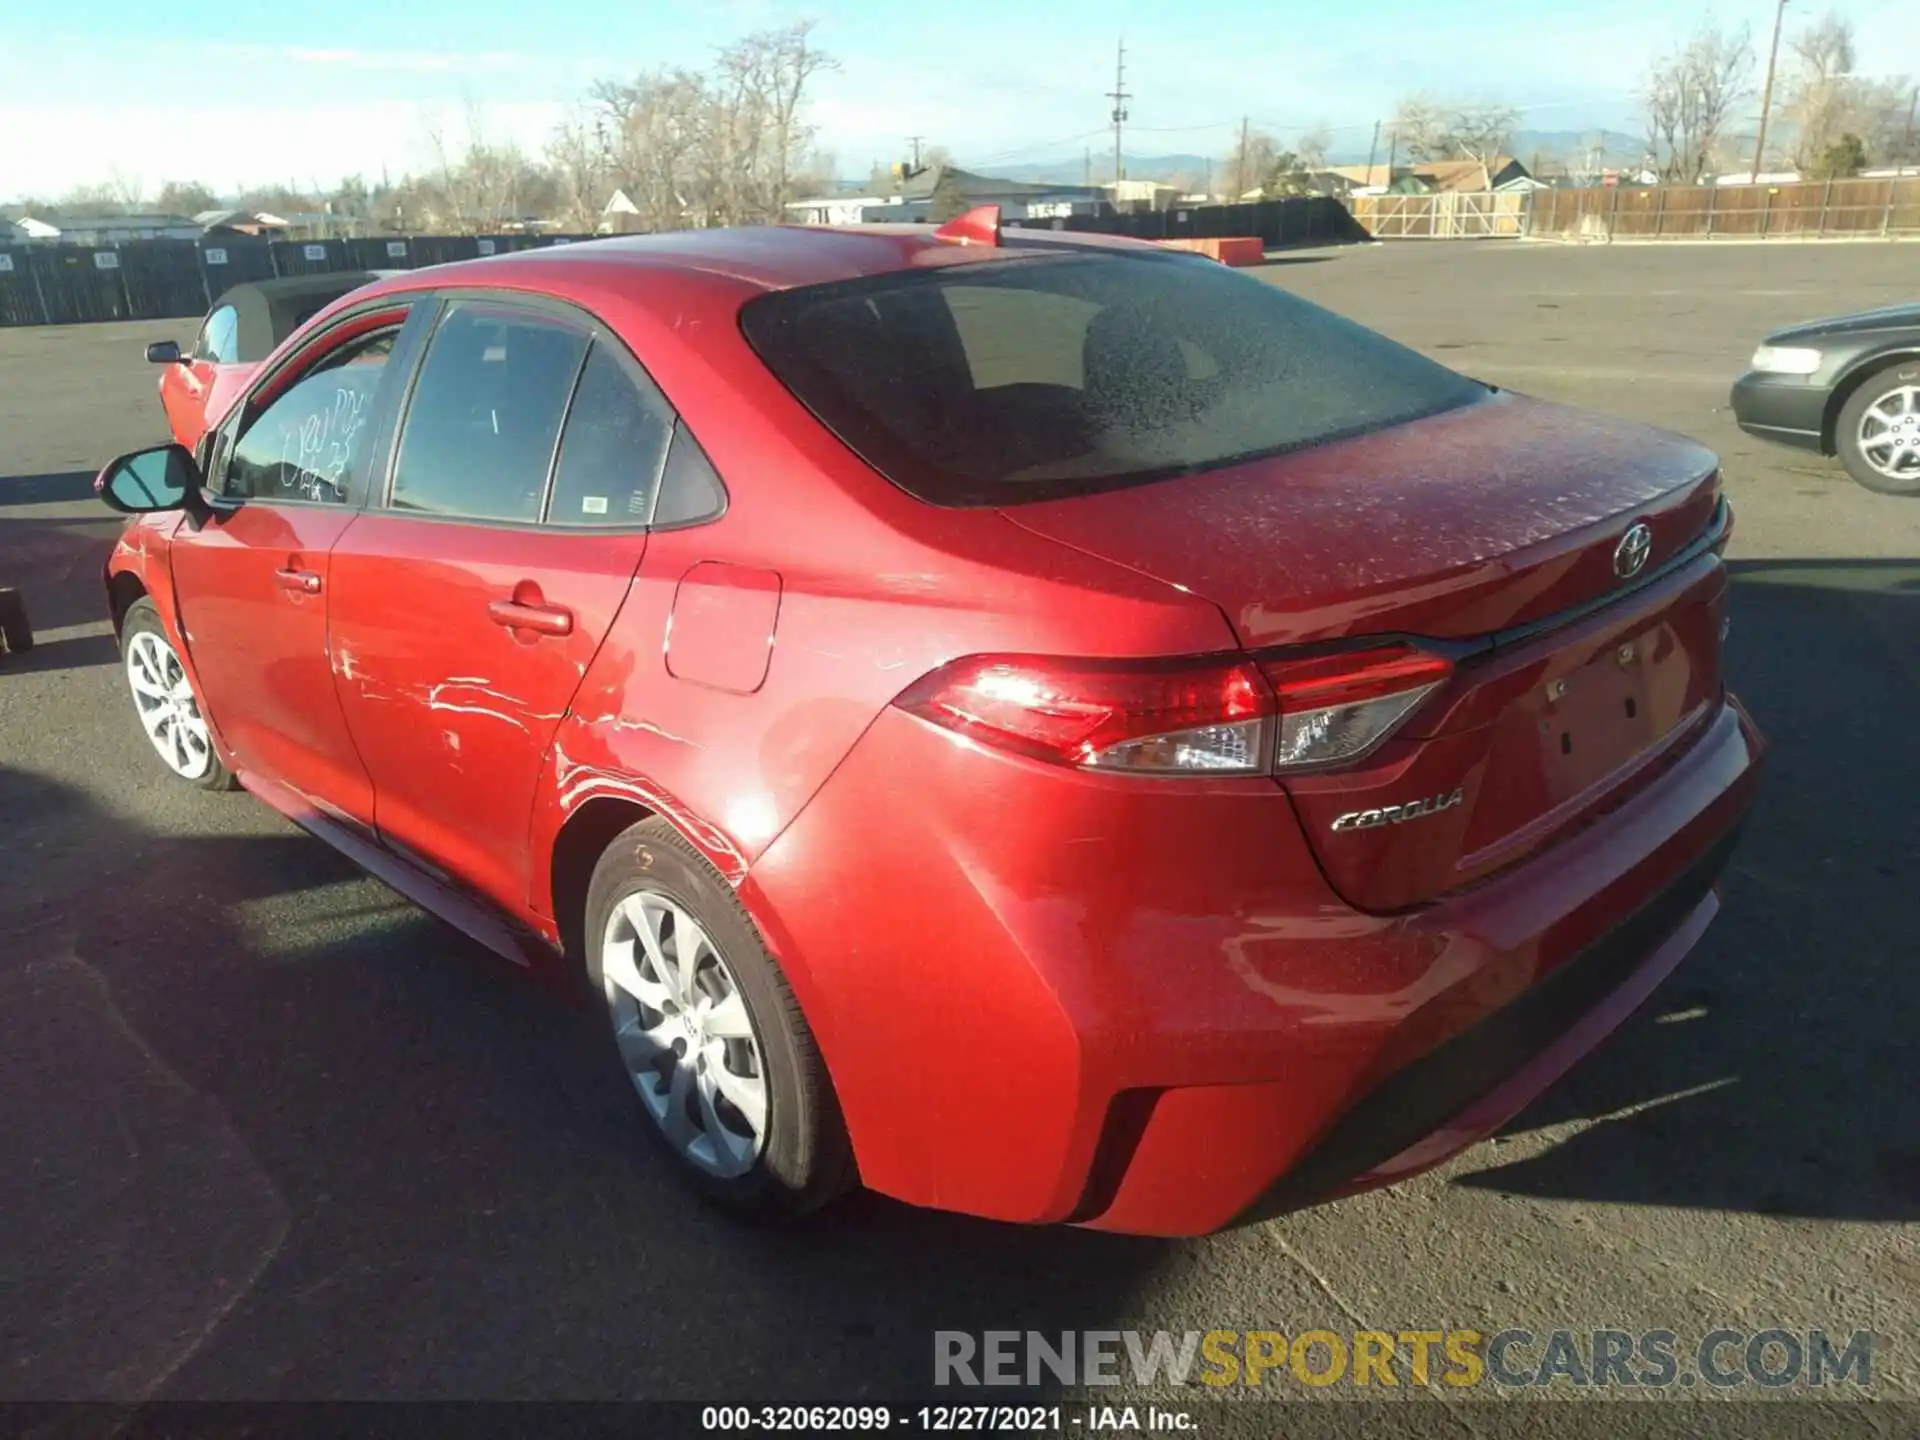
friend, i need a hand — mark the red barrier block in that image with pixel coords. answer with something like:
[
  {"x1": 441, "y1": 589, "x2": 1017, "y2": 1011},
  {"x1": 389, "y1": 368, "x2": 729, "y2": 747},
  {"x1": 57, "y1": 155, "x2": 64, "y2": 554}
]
[{"x1": 1158, "y1": 237, "x2": 1266, "y2": 266}]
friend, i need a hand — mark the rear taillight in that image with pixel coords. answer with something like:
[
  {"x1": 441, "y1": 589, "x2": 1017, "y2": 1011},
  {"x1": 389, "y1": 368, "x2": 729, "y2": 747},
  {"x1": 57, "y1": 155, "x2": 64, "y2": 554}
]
[
  {"x1": 1260, "y1": 644, "x2": 1452, "y2": 772},
  {"x1": 894, "y1": 645, "x2": 1450, "y2": 777}
]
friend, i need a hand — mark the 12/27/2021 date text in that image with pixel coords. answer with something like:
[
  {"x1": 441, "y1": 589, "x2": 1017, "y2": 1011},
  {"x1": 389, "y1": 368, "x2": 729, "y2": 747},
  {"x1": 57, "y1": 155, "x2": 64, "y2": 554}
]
[{"x1": 701, "y1": 1405, "x2": 1199, "y2": 1432}]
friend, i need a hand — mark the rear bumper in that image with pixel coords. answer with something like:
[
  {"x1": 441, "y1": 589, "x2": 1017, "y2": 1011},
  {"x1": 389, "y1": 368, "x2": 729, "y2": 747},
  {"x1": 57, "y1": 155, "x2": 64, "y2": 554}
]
[
  {"x1": 1233, "y1": 821, "x2": 1735, "y2": 1223},
  {"x1": 744, "y1": 693, "x2": 1765, "y2": 1236},
  {"x1": 1730, "y1": 372, "x2": 1828, "y2": 452}
]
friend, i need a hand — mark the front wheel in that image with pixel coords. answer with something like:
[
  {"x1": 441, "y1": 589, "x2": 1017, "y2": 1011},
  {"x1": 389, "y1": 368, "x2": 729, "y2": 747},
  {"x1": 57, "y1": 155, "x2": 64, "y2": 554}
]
[
  {"x1": 1836, "y1": 363, "x2": 1920, "y2": 496},
  {"x1": 120, "y1": 598, "x2": 236, "y2": 790},
  {"x1": 583, "y1": 817, "x2": 854, "y2": 1218}
]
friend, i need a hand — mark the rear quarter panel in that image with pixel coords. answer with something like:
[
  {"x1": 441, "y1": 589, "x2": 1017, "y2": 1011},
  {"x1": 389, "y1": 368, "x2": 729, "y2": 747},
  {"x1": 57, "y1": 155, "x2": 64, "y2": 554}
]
[{"x1": 518, "y1": 265, "x2": 1237, "y2": 1005}]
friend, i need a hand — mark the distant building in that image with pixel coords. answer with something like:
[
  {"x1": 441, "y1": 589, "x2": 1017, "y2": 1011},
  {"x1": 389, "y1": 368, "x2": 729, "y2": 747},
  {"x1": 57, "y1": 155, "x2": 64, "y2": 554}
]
[
  {"x1": 1714, "y1": 170, "x2": 1802, "y2": 186},
  {"x1": 599, "y1": 189, "x2": 642, "y2": 235},
  {"x1": 194, "y1": 209, "x2": 290, "y2": 238},
  {"x1": 8, "y1": 211, "x2": 202, "y2": 243},
  {"x1": 1105, "y1": 179, "x2": 1181, "y2": 209},
  {"x1": 1409, "y1": 157, "x2": 1535, "y2": 192},
  {"x1": 786, "y1": 164, "x2": 1104, "y2": 225}
]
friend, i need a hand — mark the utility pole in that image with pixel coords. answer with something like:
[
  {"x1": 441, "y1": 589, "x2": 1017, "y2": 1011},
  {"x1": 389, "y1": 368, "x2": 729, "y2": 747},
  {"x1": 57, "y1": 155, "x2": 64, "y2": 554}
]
[
  {"x1": 908, "y1": 135, "x2": 925, "y2": 170},
  {"x1": 1107, "y1": 39, "x2": 1131, "y2": 183},
  {"x1": 1751, "y1": 0, "x2": 1788, "y2": 183},
  {"x1": 1085, "y1": 147, "x2": 1092, "y2": 186},
  {"x1": 1364, "y1": 120, "x2": 1381, "y2": 187},
  {"x1": 1236, "y1": 116, "x2": 1250, "y2": 198},
  {"x1": 1903, "y1": 85, "x2": 1919, "y2": 161}
]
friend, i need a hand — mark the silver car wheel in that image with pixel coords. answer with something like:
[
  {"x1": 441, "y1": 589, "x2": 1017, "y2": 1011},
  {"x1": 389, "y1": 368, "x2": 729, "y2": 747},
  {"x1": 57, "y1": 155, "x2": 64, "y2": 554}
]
[
  {"x1": 600, "y1": 890, "x2": 769, "y2": 1178},
  {"x1": 126, "y1": 629, "x2": 213, "y2": 780},
  {"x1": 1857, "y1": 384, "x2": 1920, "y2": 481}
]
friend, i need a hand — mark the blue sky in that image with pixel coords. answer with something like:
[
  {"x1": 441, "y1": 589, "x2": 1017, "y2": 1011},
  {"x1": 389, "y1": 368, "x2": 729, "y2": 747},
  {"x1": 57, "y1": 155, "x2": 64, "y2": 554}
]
[{"x1": 0, "y1": 0, "x2": 1911, "y2": 199}]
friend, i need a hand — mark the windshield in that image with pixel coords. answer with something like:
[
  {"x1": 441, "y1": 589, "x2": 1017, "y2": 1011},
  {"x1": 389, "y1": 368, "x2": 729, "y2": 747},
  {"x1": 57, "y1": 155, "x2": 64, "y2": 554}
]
[{"x1": 740, "y1": 251, "x2": 1487, "y2": 506}]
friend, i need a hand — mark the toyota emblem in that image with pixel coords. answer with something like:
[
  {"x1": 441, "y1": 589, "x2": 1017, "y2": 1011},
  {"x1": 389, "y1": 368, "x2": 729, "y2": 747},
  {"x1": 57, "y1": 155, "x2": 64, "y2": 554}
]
[{"x1": 1613, "y1": 522, "x2": 1653, "y2": 580}]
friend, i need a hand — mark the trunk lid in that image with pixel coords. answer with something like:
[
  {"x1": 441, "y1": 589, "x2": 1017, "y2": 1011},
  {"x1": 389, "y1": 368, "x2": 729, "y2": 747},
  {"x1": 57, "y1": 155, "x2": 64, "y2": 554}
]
[{"x1": 1000, "y1": 392, "x2": 1729, "y2": 910}]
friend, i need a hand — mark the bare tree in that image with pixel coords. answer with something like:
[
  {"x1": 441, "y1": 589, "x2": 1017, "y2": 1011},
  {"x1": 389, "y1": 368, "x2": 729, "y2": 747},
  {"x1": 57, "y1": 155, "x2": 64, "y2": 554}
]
[
  {"x1": 1643, "y1": 23, "x2": 1755, "y2": 183},
  {"x1": 1784, "y1": 10, "x2": 1857, "y2": 169},
  {"x1": 1295, "y1": 124, "x2": 1332, "y2": 172},
  {"x1": 57, "y1": 181, "x2": 131, "y2": 215},
  {"x1": 1220, "y1": 128, "x2": 1282, "y2": 198},
  {"x1": 756, "y1": 22, "x2": 838, "y2": 213},
  {"x1": 1781, "y1": 12, "x2": 1918, "y2": 168},
  {"x1": 1389, "y1": 96, "x2": 1520, "y2": 182},
  {"x1": 156, "y1": 180, "x2": 218, "y2": 215}
]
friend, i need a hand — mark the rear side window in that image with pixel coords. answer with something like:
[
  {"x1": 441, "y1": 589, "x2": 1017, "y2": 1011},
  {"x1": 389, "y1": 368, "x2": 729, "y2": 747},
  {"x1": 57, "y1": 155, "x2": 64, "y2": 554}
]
[
  {"x1": 390, "y1": 302, "x2": 588, "y2": 523},
  {"x1": 545, "y1": 341, "x2": 675, "y2": 526},
  {"x1": 740, "y1": 252, "x2": 1486, "y2": 505}
]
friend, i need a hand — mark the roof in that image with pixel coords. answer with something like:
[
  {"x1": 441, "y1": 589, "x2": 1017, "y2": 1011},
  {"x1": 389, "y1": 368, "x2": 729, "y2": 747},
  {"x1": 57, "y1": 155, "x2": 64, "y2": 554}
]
[
  {"x1": 195, "y1": 208, "x2": 288, "y2": 229},
  {"x1": 1324, "y1": 164, "x2": 1393, "y2": 187},
  {"x1": 1411, "y1": 158, "x2": 1525, "y2": 193},
  {"x1": 210, "y1": 272, "x2": 381, "y2": 362},
  {"x1": 898, "y1": 165, "x2": 1101, "y2": 202},
  {"x1": 36, "y1": 211, "x2": 200, "y2": 230},
  {"x1": 353, "y1": 225, "x2": 1172, "y2": 307}
]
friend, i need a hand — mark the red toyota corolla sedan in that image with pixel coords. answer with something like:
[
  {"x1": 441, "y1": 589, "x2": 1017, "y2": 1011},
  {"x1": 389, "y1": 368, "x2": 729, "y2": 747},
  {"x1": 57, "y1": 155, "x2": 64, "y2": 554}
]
[{"x1": 95, "y1": 213, "x2": 1763, "y2": 1236}]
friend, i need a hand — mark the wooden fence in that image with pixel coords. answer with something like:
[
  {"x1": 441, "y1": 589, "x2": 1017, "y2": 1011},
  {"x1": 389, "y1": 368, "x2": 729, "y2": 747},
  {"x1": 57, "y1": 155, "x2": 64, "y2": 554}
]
[{"x1": 1524, "y1": 177, "x2": 1920, "y2": 241}]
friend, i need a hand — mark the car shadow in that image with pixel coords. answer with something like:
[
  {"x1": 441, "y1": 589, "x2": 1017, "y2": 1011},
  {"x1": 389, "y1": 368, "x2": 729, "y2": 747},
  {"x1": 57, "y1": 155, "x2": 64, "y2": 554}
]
[
  {"x1": 1454, "y1": 557, "x2": 1919, "y2": 1221},
  {"x1": 0, "y1": 470, "x2": 99, "y2": 506},
  {"x1": 0, "y1": 476, "x2": 122, "y2": 633},
  {"x1": 0, "y1": 767, "x2": 1173, "y2": 1403},
  {"x1": 1, "y1": 629, "x2": 120, "y2": 674}
]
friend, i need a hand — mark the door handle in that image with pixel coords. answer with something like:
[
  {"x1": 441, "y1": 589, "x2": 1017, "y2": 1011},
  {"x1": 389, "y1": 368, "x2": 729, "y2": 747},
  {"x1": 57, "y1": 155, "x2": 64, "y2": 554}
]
[
  {"x1": 488, "y1": 598, "x2": 573, "y2": 636},
  {"x1": 275, "y1": 567, "x2": 322, "y2": 594}
]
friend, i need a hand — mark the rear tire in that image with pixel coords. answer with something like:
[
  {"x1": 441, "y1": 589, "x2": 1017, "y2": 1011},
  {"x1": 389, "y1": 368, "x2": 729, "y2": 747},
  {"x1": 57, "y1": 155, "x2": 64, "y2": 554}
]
[
  {"x1": 583, "y1": 817, "x2": 855, "y2": 1219},
  {"x1": 1835, "y1": 362, "x2": 1920, "y2": 497},
  {"x1": 120, "y1": 599, "x2": 237, "y2": 791}
]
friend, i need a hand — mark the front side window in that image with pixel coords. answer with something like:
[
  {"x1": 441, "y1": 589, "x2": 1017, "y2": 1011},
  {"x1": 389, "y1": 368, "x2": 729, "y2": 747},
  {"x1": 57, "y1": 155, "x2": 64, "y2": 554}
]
[
  {"x1": 196, "y1": 305, "x2": 238, "y2": 365},
  {"x1": 545, "y1": 341, "x2": 675, "y2": 526},
  {"x1": 390, "y1": 302, "x2": 588, "y2": 523},
  {"x1": 223, "y1": 328, "x2": 396, "y2": 504},
  {"x1": 740, "y1": 252, "x2": 1487, "y2": 506}
]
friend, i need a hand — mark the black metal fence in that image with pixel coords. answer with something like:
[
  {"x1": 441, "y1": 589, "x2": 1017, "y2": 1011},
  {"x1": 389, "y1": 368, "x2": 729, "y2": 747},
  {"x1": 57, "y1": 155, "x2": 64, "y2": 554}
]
[
  {"x1": 1, "y1": 201, "x2": 1363, "y2": 327},
  {"x1": 0, "y1": 233, "x2": 594, "y2": 327}
]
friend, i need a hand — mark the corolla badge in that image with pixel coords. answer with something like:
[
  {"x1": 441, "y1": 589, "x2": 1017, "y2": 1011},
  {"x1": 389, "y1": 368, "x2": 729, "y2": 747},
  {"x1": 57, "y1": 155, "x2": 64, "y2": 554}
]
[
  {"x1": 1331, "y1": 787, "x2": 1466, "y2": 833},
  {"x1": 1613, "y1": 521, "x2": 1654, "y2": 580}
]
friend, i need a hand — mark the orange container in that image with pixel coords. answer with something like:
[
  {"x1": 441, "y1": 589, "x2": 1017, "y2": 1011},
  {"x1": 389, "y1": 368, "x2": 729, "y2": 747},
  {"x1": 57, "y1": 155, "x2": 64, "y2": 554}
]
[{"x1": 1158, "y1": 236, "x2": 1265, "y2": 266}]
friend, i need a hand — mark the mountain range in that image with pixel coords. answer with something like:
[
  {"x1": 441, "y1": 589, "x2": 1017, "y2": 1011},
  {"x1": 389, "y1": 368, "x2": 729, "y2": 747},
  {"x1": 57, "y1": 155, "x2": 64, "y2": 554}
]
[{"x1": 980, "y1": 130, "x2": 1647, "y2": 185}]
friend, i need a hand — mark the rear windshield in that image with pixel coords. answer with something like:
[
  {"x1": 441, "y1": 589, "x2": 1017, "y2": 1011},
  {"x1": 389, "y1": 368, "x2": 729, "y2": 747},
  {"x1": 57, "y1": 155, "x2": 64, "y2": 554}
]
[{"x1": 740, "y1": 251, "x2": 1486, "y2": 506}]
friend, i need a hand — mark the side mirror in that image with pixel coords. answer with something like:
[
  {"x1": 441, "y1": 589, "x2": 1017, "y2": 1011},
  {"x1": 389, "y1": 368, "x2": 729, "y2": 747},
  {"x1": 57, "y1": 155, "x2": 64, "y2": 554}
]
[
  {"x1": 95, "y1": 444, "x2": 202, "y2": 514},
  {"x1": 146, "y1": 340, "x2": 186, "y2": 365}
]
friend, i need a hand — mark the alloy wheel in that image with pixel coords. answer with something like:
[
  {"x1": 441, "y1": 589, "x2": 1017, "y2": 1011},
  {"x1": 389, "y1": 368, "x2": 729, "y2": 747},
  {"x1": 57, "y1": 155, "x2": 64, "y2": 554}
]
[
  {"x1": 126, "y1": 629, "x2": 214, "y2": 780},
  {"x1": 600, "y1": 890, "x2": 769, "y2": 1178},
  {"x1": 1857, "y1": 384, "x2": 1920, "y2": 482}
]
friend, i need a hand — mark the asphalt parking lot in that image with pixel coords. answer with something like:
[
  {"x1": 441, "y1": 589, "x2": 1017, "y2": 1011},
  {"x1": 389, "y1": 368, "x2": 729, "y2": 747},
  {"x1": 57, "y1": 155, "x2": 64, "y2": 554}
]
[{"x1": 1, "y1": 240, "x2": 1915, "y2": 1417}]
